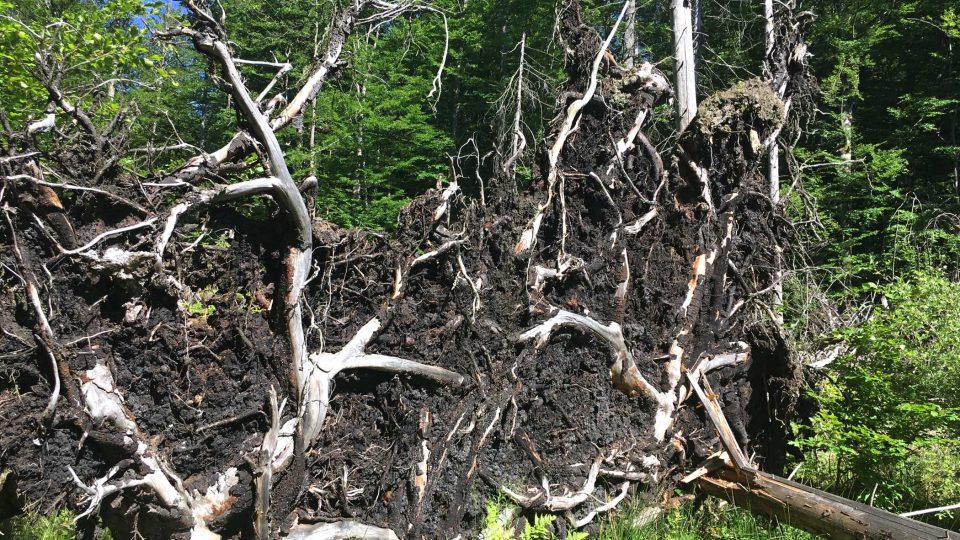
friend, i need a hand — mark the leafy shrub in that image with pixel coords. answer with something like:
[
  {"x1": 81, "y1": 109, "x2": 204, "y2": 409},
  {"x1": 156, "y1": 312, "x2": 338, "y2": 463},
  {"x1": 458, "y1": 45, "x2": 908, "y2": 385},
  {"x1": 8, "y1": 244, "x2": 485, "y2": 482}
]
[
  {"x1": 0, "y1": 509, "x2": 77, "y2": 540},
  {"x1": 796, "y1": 270, "x2": 960, "y2": 514},
  {"x1": 480, "y1": 495, "x2": 587, "y2": 540}
]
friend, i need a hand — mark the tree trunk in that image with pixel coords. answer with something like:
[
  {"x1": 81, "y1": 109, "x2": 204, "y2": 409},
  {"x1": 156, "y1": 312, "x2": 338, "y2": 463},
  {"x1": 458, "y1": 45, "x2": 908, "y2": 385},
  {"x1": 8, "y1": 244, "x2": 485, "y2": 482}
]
[
  {"x1": 623, "y1": 0, "x2": 637, "y2": 68},
  {"x1": 673, "y1": 0, "x2": 697, "y2": 131},
  {"x1": 698, "y1": 467, "x2": 960, "y2": 540},
  {"x1": 764, "y1": 0, "x2": 783, "y2": 321}
]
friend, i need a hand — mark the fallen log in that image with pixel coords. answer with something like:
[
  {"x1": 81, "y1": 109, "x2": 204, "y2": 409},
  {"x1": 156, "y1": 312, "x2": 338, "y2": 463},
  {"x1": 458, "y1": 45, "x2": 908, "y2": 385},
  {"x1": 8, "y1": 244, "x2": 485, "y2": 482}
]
[
  {"x1": 684, "y1": 321, "x2": 959, "y2": 539},
  {"x1": 698, "y1": 467, "x2": 960, "y2": 540}
]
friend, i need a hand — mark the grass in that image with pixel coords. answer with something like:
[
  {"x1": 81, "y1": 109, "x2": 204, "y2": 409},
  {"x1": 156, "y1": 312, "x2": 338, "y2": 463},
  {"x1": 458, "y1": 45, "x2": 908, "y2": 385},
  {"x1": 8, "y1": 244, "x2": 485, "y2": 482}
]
[
  {"x1": 0, "y1": 509, "x2": 76, "y2": 540},
  {"x1": 481, "y1": 490, "x2": 820, "y2": 540},
  {"x1": 595, "y1": 498, "x2": 822, "y2": 540},
  {"x1": 0, "y1": 510, "x2": 114, "y2": 540}
]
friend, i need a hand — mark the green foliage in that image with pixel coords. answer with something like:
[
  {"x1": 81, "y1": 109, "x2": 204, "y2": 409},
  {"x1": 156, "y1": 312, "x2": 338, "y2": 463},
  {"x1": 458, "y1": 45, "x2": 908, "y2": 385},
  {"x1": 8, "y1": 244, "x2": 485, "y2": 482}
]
[
  {"x1": 480, "y1": 495, "x2": 586, "y2": 540},
  {"x1": 308, "y1": 15, "x2": 453, "y2": 228},
  {"x1": 185, "y1": 300, "x2": 216, "y2": 318},
  {"x1": 0, "y1": 509, "x2": 79, "y2": 540},
  {"x1": 597, "y1": 499, "x2": 819, "y2": 540},
  {"x1": 481, "y1": 495, "x2": 513, "y2": 539},
  {"x1": 0, "y1": 0, "x2": 174, "y2": 127},
  {"x1": 184, "y1": 287, "x2": 218, "y2": 319},
  {"x1": 0, "y1": 509, "x2": 114, "y2": 539},
  {"x1": 795, "y1": 270, "x2": 960, "y2": 513},
  {"x1": 233, "y1": 291, "x2": 264, "y2": 315},
  {"x1": 479, "y1": 496, "x2": 816, "y2": 540},
  {"x1": 519, "y1": 514, "x2": 556, "y2": 540},
  {"x1": 210, "y1": 0, "x2": 561, "y2": 229},
  {"x1": 796, "y1": 0, "x2": 960, "y2": 286}
]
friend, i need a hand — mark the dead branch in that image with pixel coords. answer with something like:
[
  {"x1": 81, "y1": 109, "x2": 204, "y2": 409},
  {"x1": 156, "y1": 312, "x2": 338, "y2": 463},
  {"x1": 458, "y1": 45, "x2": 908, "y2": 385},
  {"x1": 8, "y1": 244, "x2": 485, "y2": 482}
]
[{"x1": 254, "y1": 387, "x2": 281, "y2": 539}]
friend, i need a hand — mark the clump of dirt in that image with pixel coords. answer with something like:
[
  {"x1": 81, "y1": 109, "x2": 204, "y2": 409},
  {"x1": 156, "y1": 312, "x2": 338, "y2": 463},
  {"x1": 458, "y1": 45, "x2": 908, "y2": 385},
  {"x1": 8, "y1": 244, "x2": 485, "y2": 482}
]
[{"x1": 694, "y1": 79, "x2": 785, "y2": 139}]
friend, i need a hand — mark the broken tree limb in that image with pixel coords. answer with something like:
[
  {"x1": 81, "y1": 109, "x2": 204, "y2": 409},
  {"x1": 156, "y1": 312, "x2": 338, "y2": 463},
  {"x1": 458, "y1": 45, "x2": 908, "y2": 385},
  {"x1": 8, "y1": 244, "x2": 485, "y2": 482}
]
[
  {"x1": 684, "y1": 340, "x2": 958, "y2": 540},
  {"x1": 679, "y1": 451, "x2": 730, "y2": 484},
  {"x1": 685, "y1": 371, "x2": 749, "y2": 469}
]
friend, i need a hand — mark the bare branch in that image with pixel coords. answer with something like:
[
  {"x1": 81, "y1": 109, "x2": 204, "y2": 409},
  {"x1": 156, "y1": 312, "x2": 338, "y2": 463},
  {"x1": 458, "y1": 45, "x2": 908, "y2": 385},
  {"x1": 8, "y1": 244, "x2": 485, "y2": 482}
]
[{"x1": 3, "y1": 174, "x2": 149, "y2": 216}]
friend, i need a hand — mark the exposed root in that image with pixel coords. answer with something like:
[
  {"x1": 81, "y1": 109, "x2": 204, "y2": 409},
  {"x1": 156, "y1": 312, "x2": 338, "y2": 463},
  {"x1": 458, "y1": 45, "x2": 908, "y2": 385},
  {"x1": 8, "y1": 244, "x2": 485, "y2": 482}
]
[
  {"x1": 267, "y1": 317, "x2": 466, "y2": 468},
  {"x1": 530, "y1": 257, "x2": 584, "y2": 297},
  {"x1": 502, "y1": 454, "x2": 602, "y2": 512},
  {"x1": 3, "y1": 205, "x2": 66, "y2": 424},
  {"x1": 285, "y1": 521, "x2": 400, "y2": 540},
  {"x1": 518, "y1": 309, "x2": 677, "y2": 440},
  {"x1": 189, "y1": 468, "x2": 240, "y2": 539},
  {"x1": 58, "y1": 219, "x2": 157, "y2": 258},
  {"x1": 456, "y1": 251, "x2": 483, "y2": 319},
  {"x1": 80, "y1": 363, "x2": 137, "y2": 432},
  {"x1": 253, "y1": 387, "x2": 282, "y2": 538},
  {"x1": 0, "y1": 2, "x2": 810, "y2": 536},
  {"x1": 515, "y1": 1, "x2": 630, "y2": 254},
  {"x1": 413, "y1": 409, "x2": 431, "y2": 515},
  {"x1": 570, "y1": 479, "x2": 630, "y2": 528},
  {"x1": 432, "y1": 180, "x2": 460, "y2": 223},
  {"x1": 68, "y1": 465, "x2": 149, "y2": 520},
  {"x1": 624, "y1": 208, "x2": 657, "y2": 235}
]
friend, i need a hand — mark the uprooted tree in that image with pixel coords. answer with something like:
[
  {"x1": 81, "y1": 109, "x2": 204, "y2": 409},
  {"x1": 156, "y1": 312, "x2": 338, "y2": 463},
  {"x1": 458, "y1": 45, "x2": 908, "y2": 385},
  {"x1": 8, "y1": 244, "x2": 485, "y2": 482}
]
[{"x1": 0, "y1": 0, "x2": 821, "y2": 538}]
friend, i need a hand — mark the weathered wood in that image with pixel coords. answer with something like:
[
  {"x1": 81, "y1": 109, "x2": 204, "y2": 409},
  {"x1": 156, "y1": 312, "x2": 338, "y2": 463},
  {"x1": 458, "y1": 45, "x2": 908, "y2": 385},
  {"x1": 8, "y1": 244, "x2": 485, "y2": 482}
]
[
  {"x1": 672, "y1": 0, "x2": 697, "y2": 131},
  {"x1": 698, "y1": 467, "x2": 960, "y2": 540},
  {"x1": 685, "y1": 372, "x2": 749, "y2": 469}
]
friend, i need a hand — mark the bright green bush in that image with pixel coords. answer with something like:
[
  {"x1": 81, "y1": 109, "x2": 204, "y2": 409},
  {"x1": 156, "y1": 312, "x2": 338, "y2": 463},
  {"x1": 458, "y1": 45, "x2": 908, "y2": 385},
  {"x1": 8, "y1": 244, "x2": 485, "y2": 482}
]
[
  {"x1": 0, "y1": 509, "x2": 76, "y2": 540},
  {"x1": 480, "y1": 495, "x2": 587, "y2": 540},
  {"x1": 0, "y1": 509, "x2": 116, "y2": 539},
  {"x1": 796, "y1": 270, "x2": 960, "y2": 514}
]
